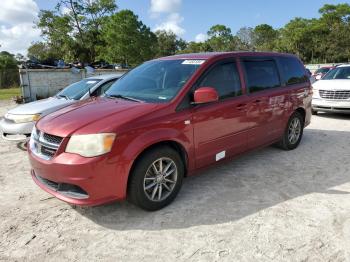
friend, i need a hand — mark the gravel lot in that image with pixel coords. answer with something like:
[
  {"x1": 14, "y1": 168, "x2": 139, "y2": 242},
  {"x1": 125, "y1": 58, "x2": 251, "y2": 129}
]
[{"x1": 1, "y1": 100, "x2": 350, "y2": 261}]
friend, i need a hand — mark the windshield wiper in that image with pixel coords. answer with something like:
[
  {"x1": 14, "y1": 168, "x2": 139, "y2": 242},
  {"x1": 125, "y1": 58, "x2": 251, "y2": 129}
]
[
  {"x1": 107, "y1": 94, "x2": 142, "y2": 103},
  {"x1": 57, "y1": 94, "x2": 70, "y2": 100}
]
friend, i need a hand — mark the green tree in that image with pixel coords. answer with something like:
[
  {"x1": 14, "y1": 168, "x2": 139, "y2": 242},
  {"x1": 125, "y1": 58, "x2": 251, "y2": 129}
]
[
  {"x1": 100, "y1": 10, "x2": 157, "y2": 66},
  {"x1": 276, "y1": 3, "x2": 350, "y2": 63},
  {"x1": 253, "y1": 24, "x2": 279, "y2": 51},
  {"x1": 27, "y1": 42, "x2": 61, "y2": 62},
  {"x1": 318, "y1": 4, "x2": 350, "y2": 62},
  {"x1": 236, "y1": 27, "x2": 255, "y2": 50},
  {"x1": 37, "y1": 0, "x2": 117, "y2": 63},
  {"x1": 206, "y1": 24, "x2": 235, "y2": 51},
  {"x1": 155, "y1": 30, "x2": 187, "y2": 57},
  {"x1": 0, "y1": 52, "x2": 19, "y2": 88},
  {"x1": 276, "y1": 18, "x2": 314, "y2": 61},
  {"x1": 179, "y1": 41, "x2": 212, "y2": 54}
]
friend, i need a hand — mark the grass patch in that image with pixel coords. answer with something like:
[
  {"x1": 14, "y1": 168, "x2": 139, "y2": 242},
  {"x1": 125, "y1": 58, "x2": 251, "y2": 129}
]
[{"x1": 0, "y1": 87, "x2": 21, "y2": 100}]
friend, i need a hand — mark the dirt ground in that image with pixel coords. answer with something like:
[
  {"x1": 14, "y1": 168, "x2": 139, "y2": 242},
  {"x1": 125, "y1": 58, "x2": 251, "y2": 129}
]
[{"x1": 1, "y1": 100, "x2": 350, "y2": 262}]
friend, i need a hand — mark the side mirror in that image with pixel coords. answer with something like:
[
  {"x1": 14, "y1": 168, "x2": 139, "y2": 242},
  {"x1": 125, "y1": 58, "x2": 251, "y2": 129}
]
[{"x1": 193, "y1": 87, "x2": 219, "y2": 104}]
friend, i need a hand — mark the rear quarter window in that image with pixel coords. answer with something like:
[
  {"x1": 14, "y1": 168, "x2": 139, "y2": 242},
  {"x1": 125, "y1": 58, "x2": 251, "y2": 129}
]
[{"x1": 278, "y1": 57, "x2": 308, "y2": 85}]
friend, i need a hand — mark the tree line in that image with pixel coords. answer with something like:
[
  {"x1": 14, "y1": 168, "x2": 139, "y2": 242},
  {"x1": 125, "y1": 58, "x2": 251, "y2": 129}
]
[{"x1": 21, "y1": 1, "x2": 350, "y2": 66}]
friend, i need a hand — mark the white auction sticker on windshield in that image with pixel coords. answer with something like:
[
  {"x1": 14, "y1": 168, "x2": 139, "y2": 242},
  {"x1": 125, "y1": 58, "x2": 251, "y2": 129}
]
[
  {"x1": 86, "y1": 81, "x2": 98, "y2": 84},
  {"x1": 182, "y1": 60, "x2": 205, "y2": 65}
]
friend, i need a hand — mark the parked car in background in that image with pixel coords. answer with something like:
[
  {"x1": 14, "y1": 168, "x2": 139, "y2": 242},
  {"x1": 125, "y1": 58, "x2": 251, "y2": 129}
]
[
  {"x1": 306, "y1": 68, "x2": 316, "y2": 84},
  {"x1": 28, "y1": 52, "x2": 312, "y2": 211},
  {"x1": 312, "y1": 64, "x2": 350, "y2": 114},
  {"x1": 1, "y1": 74, "x2": 123, "y2": 141},
  {"x1": 313, "y1": 66, "x2": 335, "y2": 80}
]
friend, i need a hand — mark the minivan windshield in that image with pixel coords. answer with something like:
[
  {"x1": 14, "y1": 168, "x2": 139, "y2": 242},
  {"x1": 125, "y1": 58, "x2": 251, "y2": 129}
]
[
  {"x1": 105, "y1": 59, "x2": 204, "y2": 103},
  {"x1": 322, "y1": 67, "x2": 350, "y2": 80},
  {"x1": 57, "y1": 79, "x2": 101, "y2": 100}
]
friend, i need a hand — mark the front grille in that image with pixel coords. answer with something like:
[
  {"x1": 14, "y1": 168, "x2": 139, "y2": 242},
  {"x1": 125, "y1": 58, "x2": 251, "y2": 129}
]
[
  {"x1": 319, "y1": 90, "x2": 350, "y2": 100},
  {"x1": 30, "y1": 128, "x2": 63, "y2": 160},
  {"x1": 43, "y1": 133, "x2": 63, "y2": 145}
]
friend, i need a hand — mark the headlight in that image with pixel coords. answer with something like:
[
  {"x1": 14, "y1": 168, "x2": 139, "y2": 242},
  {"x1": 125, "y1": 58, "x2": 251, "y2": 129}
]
[
  {"x1": 65, "y1": 133, "x2": 116, "y2": 157},
  {"x1": 312, "y1": 88, "x2": 320, "y2": 98},
  {"x1": 5, "y1": 113, "x2": 41, "y2": 123}
]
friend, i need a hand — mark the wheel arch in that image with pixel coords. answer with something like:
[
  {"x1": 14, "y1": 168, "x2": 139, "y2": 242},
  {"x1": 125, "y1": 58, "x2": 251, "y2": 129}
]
[
  {"x1": 295, "y1": 107, "x2": 306, "y2": 126},
  {"x1": 126, "y1": 139, "x2": 189, "y2": 195}
]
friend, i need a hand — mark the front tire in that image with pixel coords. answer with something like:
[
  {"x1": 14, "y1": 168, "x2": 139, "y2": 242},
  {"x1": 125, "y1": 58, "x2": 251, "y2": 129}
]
[
  {"x1": 311, "y1": 109, "x2": 318, "y2": 115},
  {"x1": 277, "y1": 111, "x2": 304, "y2": 150},
  {"x1": 128, "y1": 146, "x2": 184, "y2": 211}
]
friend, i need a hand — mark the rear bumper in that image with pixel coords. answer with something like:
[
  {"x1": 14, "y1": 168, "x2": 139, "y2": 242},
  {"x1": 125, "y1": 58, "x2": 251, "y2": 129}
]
[
  {"x1": 0, "y1": 118, "x2": 34, "y2": 139},
  {"x1": 28, "y1": 148, "x2": 126, "y2": 206},
  {"x1": 312, "y1": 98, "x2": 350, "y2": 114}
]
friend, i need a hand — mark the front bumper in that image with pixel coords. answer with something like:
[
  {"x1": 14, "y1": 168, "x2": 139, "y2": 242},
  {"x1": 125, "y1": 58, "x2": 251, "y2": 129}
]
[
  {"x1": 0, "y1": 118, "x2": 34, "y2": 140},
  {"x1": 28, "y1": 148, "x2": 126, "y2": 206},
  {"x1": 312, "y1": 98, "x2": 350, "y2": 114}
]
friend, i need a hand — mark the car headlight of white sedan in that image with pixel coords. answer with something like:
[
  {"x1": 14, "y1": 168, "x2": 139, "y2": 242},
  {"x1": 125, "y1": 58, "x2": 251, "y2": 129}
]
[
  {"x1": 65, "y1": 133, "x2": 116, "y2": 157},
  {"x1": 5, "y1": 113, "x2": 41, "y2": 123},
  {"x1": 312, "y1": 88, "x2": 320, "y2": 99}
]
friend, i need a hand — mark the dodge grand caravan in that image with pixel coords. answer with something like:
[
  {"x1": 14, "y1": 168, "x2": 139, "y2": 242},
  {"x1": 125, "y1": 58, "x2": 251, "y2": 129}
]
[{"x1": 28, "y1": 52, "x2": 312, "y2": 211}]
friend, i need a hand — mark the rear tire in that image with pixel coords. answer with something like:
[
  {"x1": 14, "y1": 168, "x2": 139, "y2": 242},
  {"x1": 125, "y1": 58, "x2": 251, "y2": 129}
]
[
  {"x1": 311, "y1": 109, "x2": 318, "y2": 115},
  {"x1": 277, "y1": 111, "x2": 304, "y2": 150},
  {"x1": 128, "y1": 146, "x2": 184, "y2": 211}
]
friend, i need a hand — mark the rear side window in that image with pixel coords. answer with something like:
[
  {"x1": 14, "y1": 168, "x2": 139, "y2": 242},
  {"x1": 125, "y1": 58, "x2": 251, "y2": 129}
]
[
  {"x1": 198, "y1": 62, "x2": 242, "y2": 99},
  {"x1": 279, "y1": 57, "x2": 308, "y2": 85},
  {"x1": 242, "y1": 60, "x2": 280, "y2": 93}
]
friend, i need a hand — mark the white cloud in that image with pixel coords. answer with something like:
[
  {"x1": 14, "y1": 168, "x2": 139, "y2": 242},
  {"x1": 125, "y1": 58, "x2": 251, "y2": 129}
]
[
  {"x1": 0, "y1": 24, "x2": 41, "y2": 55},
  {"x1": 0, "y1": 0, "x2": 41, "y2": 55},
  {"x1": 150, "y1": 0, "x2": 185, "y2": 36},
  {"x1": 154, "y1": 13, "x2": 185, "y2": 36},
  {"x1": 0, "y1": 0, "x2": 38, "y2": 24},
  {"x1": 195, "y1": 33, "x2": 208, "y2": 43},
  {"x1": 150, "y1": 0, "x2": 181, "y2": 14}
]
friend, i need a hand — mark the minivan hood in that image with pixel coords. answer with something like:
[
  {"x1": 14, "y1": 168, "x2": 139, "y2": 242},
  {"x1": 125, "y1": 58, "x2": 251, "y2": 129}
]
[
  {"x1": 313, "y1": 79, "x2": 350, "y2": 90},
  {"x1": 8, "y1": 97, "x2": 74, "y2": 115},
  {"x1": 36, "y1": 97, "x2": 162, "y2": 137}
]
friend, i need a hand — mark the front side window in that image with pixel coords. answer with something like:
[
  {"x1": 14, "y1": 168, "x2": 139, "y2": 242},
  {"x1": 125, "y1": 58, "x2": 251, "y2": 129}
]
[
  {"x1": 105, "y1": 60, "x2": 203, "y2": 103},
  {"x1": 279, "y1": 57, "x2": 308, "y2": 85},
  {"x1": 198, "y1": 62, "x2": 242, "y2": 99},
  {"x1": 57, "y1": 79, "x2": 101, "y2": 100},
  {"x1": 243, "y1": 60, "x2": 280, "y2": 93},
  {"x1": 322, "y1": 67, "x2": 350, "y2": 80}
]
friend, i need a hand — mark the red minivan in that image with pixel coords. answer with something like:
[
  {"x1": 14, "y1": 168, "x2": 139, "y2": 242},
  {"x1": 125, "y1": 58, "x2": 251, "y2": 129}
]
[{"x1": 28, "y1": 52, "x2": 312, "y2": 211}]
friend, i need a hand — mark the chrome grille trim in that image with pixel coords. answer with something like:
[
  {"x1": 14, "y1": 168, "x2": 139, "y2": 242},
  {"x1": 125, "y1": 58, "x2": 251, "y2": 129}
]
[
  {"x1": 319, "y1": 90, "x2": 350, "y2": 100},
  {"x1": 30, "y1": 127, "x2": 63, "y2": 160}
]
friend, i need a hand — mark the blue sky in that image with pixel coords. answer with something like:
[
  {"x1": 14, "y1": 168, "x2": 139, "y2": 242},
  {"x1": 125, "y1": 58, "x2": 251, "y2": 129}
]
[{"x1": 0, "y1": 0, "x2": 347, "y2": 55}]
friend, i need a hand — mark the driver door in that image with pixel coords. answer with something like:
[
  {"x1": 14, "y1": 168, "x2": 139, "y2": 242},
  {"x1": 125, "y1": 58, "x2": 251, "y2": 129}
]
[{"x1": 192, "y1": 60, "x2": 251, "y2": 169}]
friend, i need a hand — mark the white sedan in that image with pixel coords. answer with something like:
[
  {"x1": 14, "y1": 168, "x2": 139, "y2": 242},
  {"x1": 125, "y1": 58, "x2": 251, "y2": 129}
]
[
  {"x1": 312, "y1": 65, "x2": 350, "y2": 114},
  {"x1": 0, "y1": 73, "x2": 123, "y2": 141}
]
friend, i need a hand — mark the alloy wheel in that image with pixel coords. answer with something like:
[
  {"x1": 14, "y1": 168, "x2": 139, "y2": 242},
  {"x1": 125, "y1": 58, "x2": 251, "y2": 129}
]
[
  {"x1": 288, "y1": 118, "x2": 301, "y2": 145},
  {"x1": 143, "y1": 157, "x2": 178, "y2": 202}
]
